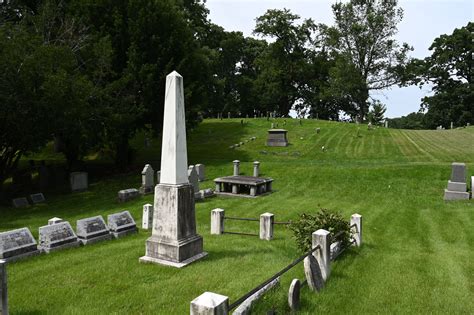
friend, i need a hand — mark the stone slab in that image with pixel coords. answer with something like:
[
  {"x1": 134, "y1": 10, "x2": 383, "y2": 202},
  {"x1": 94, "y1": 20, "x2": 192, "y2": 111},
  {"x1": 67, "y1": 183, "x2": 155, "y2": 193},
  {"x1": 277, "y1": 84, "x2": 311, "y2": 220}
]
[
  {"x1": 70, "y1": 172, "x2": 88, "y2": 192},
  {"x1": 38, "y1": 222, "x2": 80, "y2": 253},
  {"x1": 447, "y1": 180, "x2": 467, "y2": 192},
  {"x1": 444, "y1": 189, "x2": 470, "y2": 201},
  {"x1": 29, "y1": 193, "x2": 45, "y2": 204},
  {"x1": 118, "y1": 188, "x2": 140, "y2": 203},
  {"x1": 450, "y1": 163, "x2": 466, "y2": 183},
  {"x1": 266, "y1": 129, "x2": 288, "y2": 147},
  {"x1": 304, "y1": 254, "x2": 324, "y2": 292},
  {"x1": 107, "y1": 211, "x2": 138, "y2": 239},
  {"x1": 12, "y1": 197, "x2": 29, "y2": 208},
  {"x1": 76, "y1": 216, "x2": 112, "y2": 245},
  {"x1": 139, "y1": 251, "x2": 208, "y2": 268},
  {"x1": 288, "y1": 279, "x2": 301, "y2": 311},
  {"x1": 0, "y1": 228, "x2": 40, "y2": 262},
  {"x1": 233, "y1": 277, "x2": 280, "y2": 315}
]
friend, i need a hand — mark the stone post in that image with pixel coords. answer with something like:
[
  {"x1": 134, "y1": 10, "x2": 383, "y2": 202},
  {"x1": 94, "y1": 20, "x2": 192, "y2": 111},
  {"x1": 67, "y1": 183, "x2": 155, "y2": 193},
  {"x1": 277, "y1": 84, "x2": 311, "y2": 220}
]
[
  {"x1": 228, "y1": 112, "x2": 231, "y2": 119},
  {"x1": 211, "y1": 209, "x2": 225, "y2": 235},
  {"x1": 260, "y1": 213, "x2": 274, "y2": 241},
  {"x1": 215, "y1": 183, "x2": 221, "y2": 193},
  {"x1": 253, "y1": 161, "x2": 260, "y2": 177},
  {"x1": 233, "y1": 160, "x2": 240, "y2": 176},
  {"x1": 0, "y1": 260, "x2": 8, "y2": 315},
  {"x1": 231, "y1": 184, "x2": 239, "y2": 194},
  {"x1": 350, "y1": 214, "x2": 362, "y2": 247},
  {"x1": 142, "y1": 204, "x2": 153, "y2": 230},
  {"x1": 139, "y1": 71, "x2": 207, "y2": 268},
  {"x1": 250, "y1": 186, "x2": 257, "y2": 196},
  {"x1": 312, "y1": 229, "x2": 330, "y2": 281},
  {"x1": 190, "y1": 292, "x2": 229, "y2": 315},
  {"x1": 450, "y1": 121, "x2": 453, "y2": 129},
  {"x1": 48, "y1": 217, "x2": 64, "y2": 225}
]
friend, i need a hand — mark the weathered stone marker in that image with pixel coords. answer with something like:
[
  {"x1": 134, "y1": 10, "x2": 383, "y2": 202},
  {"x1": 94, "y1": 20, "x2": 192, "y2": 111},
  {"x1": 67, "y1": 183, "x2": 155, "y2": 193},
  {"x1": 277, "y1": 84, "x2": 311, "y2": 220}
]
[
  {"x1": 233, "y1": 160, "x2": 240, "y2": 176},
  {"x1": 195, "y1": 164, "x2": 205, "y2": 182},
  {"x1": 29, "y1": 193, "x2": 45, "y2": 204},
  {"x1": 76, "y1": 216, "x2": 112, "y2": 245},
  {"x1": 140, "y1": 71, "x2": 207, "y2": 268},
  {"x1": 11, "y1": 197, "x2": 29, "y2": 208},
  {"x1": 188, "y1": 165, "x2": 200, "y2": 193},
  {"x1": 107, "y1": 211, "x2": 138, "y2": 238},
  {"x1": 210, "y1": 209, "x2": 225, "y2": 235},
  {"x1": 140, "y1": 164, "x2": 155, "y2": 195},
  {"x1": 0, "y1": 260, "x2": 8, "y2": 315},
  {"x1": 304, "y1": 255, "x2": 324, "y2": 292},
  {"x1": 70, "y1": 172, "x2": 88, "y2": 192},
  {"x1": 350, "y1": 213, "x2": 362, "y2": 246},
  {"x1": 266, "y1": 129, "x2": 288, "y2": 147},
  {"x1": 444, "y1": 162, "x2": 470, "y2": 200},
  {"x1": 142, "y1": 204, "x2": 153, "y2": 230},
  {"x1": 190, "y1": 292, "x2": 229, "y2": 315},
  {"x1": 288, "y1": 279, "x2": 301, "y2": 311},
  {"x1": 48, "y1": 217, "x2": 64, "y2": 225},
  {"x1": 253, "y1": 161, "x2": 260, "y2": 177},
  {"x1": 0, "y1": 228, "x2": 40, "y2": 262},
  {"x1": 38, "y1": 222, "x2": 80, "y2": 253},
  {"x1": 259, "y1": 213, "x2": 274, "y2": 241},
  {"x1": 118, "y1": 188, "x2": 140, "y2": 203},
  {"x1": 312, "y1": 229, "x2": 331, "y2": 281}
]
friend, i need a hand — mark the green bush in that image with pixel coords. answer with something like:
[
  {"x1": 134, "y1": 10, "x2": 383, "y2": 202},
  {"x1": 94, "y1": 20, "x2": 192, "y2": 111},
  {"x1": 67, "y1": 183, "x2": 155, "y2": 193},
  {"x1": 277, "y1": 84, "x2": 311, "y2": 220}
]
[{"x1": 289, "y1": 209, "x2": 351, "y2": 252}]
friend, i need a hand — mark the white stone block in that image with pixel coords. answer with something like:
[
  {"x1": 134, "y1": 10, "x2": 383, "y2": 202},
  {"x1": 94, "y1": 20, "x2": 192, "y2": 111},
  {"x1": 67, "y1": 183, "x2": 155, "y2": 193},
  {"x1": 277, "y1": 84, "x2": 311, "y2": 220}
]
[
  {"x1": 233, "y1": 160, "x2": 240, "y2": 176},
  {"x1": 142, "y1": 204, "x2": 153, "y2": 230},
  {"x1": 350, "y1": 214, "x2": 362, "y2": 247},
  {"x1": 211, "y1": 209, "x2": 224, "y2": 235},
  {"x1": 259, "y1": 213, "x2": 274, "y2": 241},
  {"x1": 312, "y1": 229, "x2": 331, "y2": 281},
  {"x1": 190, "y1": 292, "x2": 228, "y2": 315}
]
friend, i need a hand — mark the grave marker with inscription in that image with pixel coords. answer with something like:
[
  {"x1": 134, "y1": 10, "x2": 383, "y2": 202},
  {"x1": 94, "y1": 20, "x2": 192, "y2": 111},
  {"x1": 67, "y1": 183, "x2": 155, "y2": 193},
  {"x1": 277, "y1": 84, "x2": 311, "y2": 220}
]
[
  {"x1": 107, "y1": 211, "x2": 138, "y2": 238},
  {"x1": 70, "y1": 172, "x2": 88, "y2": 192},
  {"x1": 0, "y1": 228, "x2": 40, "y2": 262},
  {"x1": 12, "y1": 197, "x2": 29, "y2": 208},
  {"x1": 38, "y1": 222, "x2": 80, "y2": 253},
  {"x1": 76, "y1": 216, "x2": 112, "y2": 245},
  {"x1": 30, "y1": 193, "x2": 45, "y2": 204},
  {"x1": 118, "y1": 188, "x2": 140, "y2": 203}
]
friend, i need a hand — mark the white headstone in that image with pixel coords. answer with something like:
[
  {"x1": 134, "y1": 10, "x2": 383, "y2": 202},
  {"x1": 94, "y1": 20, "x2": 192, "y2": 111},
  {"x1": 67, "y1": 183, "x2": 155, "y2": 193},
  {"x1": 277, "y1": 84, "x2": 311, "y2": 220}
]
[
  {"x1": 190, "y1": 292, "x2": 228, "y2": 315},
  {"x1": 141, "y1": 164, "x2": 154, "y2": 188},
  {"x1": 160, "y1": 71, "x2": 189, "y2": 185},
  {"x1": 142, "y1": 204, "x2": 153, "y2": 230}
]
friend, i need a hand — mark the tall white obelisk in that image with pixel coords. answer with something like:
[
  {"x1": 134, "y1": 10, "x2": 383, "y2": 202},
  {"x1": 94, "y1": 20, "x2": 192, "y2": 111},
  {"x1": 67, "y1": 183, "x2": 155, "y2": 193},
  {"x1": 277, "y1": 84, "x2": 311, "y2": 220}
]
[{"x1": 140, "y1": 71, "x2": 207, "y2": 268}]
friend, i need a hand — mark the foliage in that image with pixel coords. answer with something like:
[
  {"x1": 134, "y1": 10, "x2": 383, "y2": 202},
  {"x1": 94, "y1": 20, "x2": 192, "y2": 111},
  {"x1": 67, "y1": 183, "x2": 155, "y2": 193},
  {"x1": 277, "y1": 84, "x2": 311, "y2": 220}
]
[
  {"x1": 290, "y1": 209, "x2": 351, "y2": 252},
  {"x1": 402, "y1": 22, "x2": 473, "y2": 128},
  {"x1": 322, "y1": 0, "x2": 412, "y2": 119},
  {"x1": 368, "y1": 100, "x2": 387, "y2": 125}
]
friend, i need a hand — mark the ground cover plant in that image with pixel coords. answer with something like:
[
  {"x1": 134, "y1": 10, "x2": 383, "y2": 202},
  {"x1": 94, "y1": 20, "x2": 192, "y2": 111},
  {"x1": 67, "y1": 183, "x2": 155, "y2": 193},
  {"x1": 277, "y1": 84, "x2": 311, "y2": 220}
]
[{"x1": 0, "y1": 118, "x2": 473, "y2": 314}]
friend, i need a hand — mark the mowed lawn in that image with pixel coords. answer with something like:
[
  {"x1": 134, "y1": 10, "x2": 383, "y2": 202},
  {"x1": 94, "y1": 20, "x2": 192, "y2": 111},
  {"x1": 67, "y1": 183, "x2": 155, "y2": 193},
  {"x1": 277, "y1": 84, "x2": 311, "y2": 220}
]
[{"x1": 0, "y1": 119, "x2": 473, "y2": 314}]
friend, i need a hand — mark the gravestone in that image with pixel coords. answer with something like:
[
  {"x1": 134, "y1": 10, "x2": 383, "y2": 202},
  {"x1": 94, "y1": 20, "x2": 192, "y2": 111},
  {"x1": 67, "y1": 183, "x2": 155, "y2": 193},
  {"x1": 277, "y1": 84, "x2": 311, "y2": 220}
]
[
  {"x1": 142, "y1": 204, "x2": 153, "y2": 230},
  {"x1": 0, "y1": 259, "x2": 8, "y2": 315},
  {"x1": 303, "y1": 254, "x2": 324, "y2": 292},
  {"x1": 195, "y1": 164, "x2": 205, "y2": 182},
  {"x1": 288, "y1": 279, "x2": 300, "y2": 311},
  {"x1": 266, "y1": 129, "x2": 288, "y2": 147},
  {"x1": 188, "y1": 165, "x2": 200, "y2": 193},
  {"x1": 118, "y1": 188, "x2": 140, "y2": 202},
  {"x1": 38, "y1": 222, "x2": 80, "y2": 253},
  {"x1": 316, "y1": 128, "x2": 321, "y2": 134},
  {"x1": 444, "y1": 162, "x2": 469, "y2": 200},
  {"x1": 70, "y1": 172, "x2": 88, "y2": 192},
  {"x1": 76, "y1": 216, "x2": 112, "y2": 245},
  {"x1": 156, "y1": 171, "x2": 161, "y2": 184},
  {"x1": 140, "y1": 71, "x2": 206, "y2": 268},
  {"x1": 0, "y1": 228, "x2": 40, "y2": 262},
  {"x1": 107, "y1": 211, "x2": 138, "y2": 238},
  {"x1": 29, "y1": 193, "x2": 45, "y2": 204},
  {"x1": 12, "y1": 197, "x2": 29, "y2": 208},
  {"x1": 140, "y1": 164, "x2": 154, "y2": 195},
  {"x1": 48, "y1": 217, "x2": 64, "y2": 225}
]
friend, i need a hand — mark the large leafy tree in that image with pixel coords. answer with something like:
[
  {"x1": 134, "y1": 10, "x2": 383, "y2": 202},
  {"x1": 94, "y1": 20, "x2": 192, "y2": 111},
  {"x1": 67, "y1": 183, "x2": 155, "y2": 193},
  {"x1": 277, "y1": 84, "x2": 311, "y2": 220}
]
[
  {"x1": 323, "y1": 0, "x2": 412, "y2": 120},
  {"x1": 403, "y1": 22, "x2": 473, "y2": 128},
  {"x1": 254, "y1": 9, "x2": 316, "y2": 116}
]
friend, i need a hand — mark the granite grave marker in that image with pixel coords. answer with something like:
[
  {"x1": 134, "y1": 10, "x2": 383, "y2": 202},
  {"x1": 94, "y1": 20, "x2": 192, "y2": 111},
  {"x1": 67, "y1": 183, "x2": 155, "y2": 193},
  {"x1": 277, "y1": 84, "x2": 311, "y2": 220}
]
[
  {"x1": 76, "y1": 216, "x2": 112, "y2": 245},
  {"x1": 107, "y1": 211, "x2": 138, "y2": 238},
  {"x1": 38, "y1": 222, "x2": 80, "y2": 253},
  {"x1": 0, "y1": 228, "x2": 40, "y2": 262}
]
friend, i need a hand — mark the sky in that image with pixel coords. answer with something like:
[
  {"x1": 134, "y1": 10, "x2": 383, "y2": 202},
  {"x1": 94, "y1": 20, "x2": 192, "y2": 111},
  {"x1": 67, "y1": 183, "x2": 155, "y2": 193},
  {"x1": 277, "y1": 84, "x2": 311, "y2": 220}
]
[{"x1": 206, "y1": 0, "x2": 473, "y2": 118}]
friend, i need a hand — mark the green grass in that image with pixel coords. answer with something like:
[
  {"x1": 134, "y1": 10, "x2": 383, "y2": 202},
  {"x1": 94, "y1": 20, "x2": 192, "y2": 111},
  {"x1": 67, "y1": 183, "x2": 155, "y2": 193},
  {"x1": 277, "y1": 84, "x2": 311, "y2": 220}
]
[{"x1": 1, "y1": 118, "x2": 473, "y2": 314}]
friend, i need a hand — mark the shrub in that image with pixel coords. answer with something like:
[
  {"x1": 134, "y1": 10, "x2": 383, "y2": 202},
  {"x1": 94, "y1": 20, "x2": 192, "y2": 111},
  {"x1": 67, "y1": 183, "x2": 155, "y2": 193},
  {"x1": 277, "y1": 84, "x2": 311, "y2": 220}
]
[{"x1": 289, "y1": 209, "x2": 351, "y2": 252}]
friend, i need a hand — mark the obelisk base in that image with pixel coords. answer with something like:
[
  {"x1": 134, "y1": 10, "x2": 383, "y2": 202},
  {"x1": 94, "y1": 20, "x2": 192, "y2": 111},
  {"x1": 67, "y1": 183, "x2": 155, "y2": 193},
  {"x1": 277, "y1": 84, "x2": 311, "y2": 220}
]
[{"x1": 139, "y1": 183, "x2": 207, "y2": 268}]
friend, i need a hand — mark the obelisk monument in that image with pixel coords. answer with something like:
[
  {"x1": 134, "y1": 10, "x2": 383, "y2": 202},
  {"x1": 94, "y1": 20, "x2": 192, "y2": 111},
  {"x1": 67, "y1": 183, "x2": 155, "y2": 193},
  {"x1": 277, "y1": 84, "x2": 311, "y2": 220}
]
[{"x1": 139, "y1": 71, "x2": 207, "y2": 268}]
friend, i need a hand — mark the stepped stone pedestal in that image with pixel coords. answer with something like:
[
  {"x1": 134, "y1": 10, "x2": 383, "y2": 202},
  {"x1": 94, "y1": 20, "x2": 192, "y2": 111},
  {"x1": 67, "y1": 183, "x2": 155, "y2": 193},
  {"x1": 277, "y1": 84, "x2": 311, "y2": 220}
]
[{"x1": 444, "y1": 162, "x2": 470, "y2": 200}]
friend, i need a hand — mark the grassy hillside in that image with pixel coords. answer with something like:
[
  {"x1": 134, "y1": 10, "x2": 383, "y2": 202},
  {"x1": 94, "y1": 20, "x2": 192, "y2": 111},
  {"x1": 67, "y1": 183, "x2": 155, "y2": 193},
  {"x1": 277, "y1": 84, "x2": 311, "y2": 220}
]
[{"x1": 1, "y1": 118, "x2": 473, "y2": 314}]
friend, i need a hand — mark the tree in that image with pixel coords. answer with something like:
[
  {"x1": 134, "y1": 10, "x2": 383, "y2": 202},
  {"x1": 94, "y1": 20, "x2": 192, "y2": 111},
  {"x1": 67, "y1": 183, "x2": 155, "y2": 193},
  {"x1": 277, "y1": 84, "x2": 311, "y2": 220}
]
[
  {"x1": 323, "y1": 0, "x2": 412, "y2": 119},
  {"x1": 254, "y1": 9, "x2": 316, "y2": 116},
  {"x1": 367, "y1": 100, "x2": 387, "y2": 125},
  {"x1": 402, "y1": 22, "x2": 473, "y2": 128}
]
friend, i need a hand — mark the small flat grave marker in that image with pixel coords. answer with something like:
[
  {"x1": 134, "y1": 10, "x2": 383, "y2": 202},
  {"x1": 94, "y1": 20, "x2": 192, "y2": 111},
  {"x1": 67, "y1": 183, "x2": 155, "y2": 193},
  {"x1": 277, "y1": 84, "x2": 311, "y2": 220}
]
[
  {"x1": 76, "y1": 216, "x2": 112, "y2": 245},
  {"x1": 0, "y1": 228, "x2": 40, "y2": 262},
  {"x1": 118, "y1": 188, "x2": 140, "y2": 203},
  {"x1": 107, "y1": 211, "x2": 138, "y2": 239},
  {"x1": 12, "y1": 197, "x2": 29, "y2": 208},
  {"x1": 30, "y1": 193, "x2": 46, "y2": 204},
  {"x1": 38, "y1": 222, "x2": 80, "y2": 253}
]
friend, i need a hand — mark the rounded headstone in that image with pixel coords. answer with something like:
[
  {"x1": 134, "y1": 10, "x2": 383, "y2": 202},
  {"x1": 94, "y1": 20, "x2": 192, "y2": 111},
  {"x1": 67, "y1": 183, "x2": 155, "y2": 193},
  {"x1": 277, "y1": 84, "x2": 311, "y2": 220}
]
[
  {"x1": 288, "y1": 278, "x2": 301, "y2": 311},
  {"x1": 304, "y1": 254, "x2": 324, "y2": 292}
]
